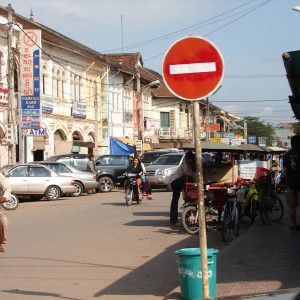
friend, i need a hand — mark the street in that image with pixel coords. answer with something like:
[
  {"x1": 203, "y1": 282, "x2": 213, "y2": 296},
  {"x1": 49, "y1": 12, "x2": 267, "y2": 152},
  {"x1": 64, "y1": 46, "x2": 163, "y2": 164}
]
[
  {"x1": 1, "y1": 190, "x2": 296, "y2": 300},
  {"x1": 0, "y1": 189, "x2": 204, "y2": 300}
]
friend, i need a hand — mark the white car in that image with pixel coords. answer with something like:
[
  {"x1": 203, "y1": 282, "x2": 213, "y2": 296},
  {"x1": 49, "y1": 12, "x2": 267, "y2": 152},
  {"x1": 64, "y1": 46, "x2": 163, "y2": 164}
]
[
  {"x1": 4, "y1": 164, "x2": 76, "y2": 201},
  {"x1": 145, "y1": 152, "x2": 186, "y2": 191},
  {"x1": 39, "y1": 161, "x2": 98, "y2": 196}
]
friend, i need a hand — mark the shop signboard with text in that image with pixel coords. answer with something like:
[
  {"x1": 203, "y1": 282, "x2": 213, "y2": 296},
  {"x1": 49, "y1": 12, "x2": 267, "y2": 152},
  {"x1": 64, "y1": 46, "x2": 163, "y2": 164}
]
[{"x1": 20, "y1": 29, "x2": 41, "y2": 128}]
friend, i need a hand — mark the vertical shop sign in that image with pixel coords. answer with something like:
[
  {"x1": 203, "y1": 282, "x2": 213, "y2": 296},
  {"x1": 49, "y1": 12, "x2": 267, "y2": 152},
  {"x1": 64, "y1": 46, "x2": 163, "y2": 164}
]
[{"x1": 20, "y1": 30, "x2": 41, "y2": 128}]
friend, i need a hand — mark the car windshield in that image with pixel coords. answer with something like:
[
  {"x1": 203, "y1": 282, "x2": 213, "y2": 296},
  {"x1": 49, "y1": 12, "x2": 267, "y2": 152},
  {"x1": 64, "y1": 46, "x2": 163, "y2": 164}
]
[{"x1": 152, "y1": 154, "x2": 183, "y2": 165}]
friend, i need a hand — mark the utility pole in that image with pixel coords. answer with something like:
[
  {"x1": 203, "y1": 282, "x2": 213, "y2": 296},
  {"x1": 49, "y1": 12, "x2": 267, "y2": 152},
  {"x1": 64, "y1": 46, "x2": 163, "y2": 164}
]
[
  {"x1": 94, "y1": 82, "x2": 98, "y2": 155},
  {"x1": 205, "y1": 97, "x2": 210, "y2": 141},
  {"x1": 136, "y1": 70, "x2": 143, "y2": 154},
  {"x1": 244, "y1": 119, "x2": 247, "y2": 144},
  {"x1": 7, "y1": 6, "x2": 17, "y2": 164}
]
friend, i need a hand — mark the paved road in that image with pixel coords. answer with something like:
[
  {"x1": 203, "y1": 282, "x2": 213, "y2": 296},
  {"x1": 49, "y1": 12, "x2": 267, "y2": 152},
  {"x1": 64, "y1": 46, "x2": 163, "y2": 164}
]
[
  {"x1": 1, "y1": 189, "x2": 298, "y2": 300},
  {"x1": 0, "y1": 189, "x2": 201, "y2": 300}
]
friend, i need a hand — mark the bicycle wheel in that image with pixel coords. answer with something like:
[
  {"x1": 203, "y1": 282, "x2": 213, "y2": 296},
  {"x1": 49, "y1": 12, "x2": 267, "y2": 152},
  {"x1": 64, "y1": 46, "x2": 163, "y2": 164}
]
[
  {"x1": 182, "y1": 206, "x2": 199, "y2": 235},
  {"x1": 233, "y1": 206, "x2": 240, "y2": 237},
  {"x1": 244, "y1": 194, "x2": 259, "y2": 224},
  {"x1": 258, "y1": 189, "x2": 267, "y2": 223},
  {"x1": 125, "y1": 188, "x2": 133, "y2": 206},
  {"x1": 267, "y1": 194, "x2": 284, "y2": 222},
  {"x1": 221, "y1": 207, "x2": 231, "y2": 242}
]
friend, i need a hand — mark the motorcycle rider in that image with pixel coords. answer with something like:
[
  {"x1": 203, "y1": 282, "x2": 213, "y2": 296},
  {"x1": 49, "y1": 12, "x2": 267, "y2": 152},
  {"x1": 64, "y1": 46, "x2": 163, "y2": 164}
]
[{"x1": 124, "y1": 156, "x2": 144, "y2": 200}]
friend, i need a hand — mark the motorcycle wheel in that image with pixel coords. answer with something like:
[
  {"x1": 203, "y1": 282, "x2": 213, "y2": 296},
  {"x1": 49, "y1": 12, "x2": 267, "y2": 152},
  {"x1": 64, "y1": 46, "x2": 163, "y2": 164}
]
[
  {"x1": 221, "y1": 207, "x2": 231, "y2": 242},
  {"x1": 182, "y1": 206, "x2": 199, "y2": 235},
  {"x1": 125, "y1": 188, "x2": 133, "y2": 206},
  {"x1": 267, "y1": 194, "x2": 284, "y2": 222},
  {"x1": 0, "y1": 194, "x2": 19, "y2": 210}
]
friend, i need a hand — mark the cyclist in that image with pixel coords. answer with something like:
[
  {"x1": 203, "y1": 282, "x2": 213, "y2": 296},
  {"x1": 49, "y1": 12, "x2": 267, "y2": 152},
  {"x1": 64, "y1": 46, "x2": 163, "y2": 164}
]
[{"x1": 283, "y1": 134, "x2": 300, "y2": 231}]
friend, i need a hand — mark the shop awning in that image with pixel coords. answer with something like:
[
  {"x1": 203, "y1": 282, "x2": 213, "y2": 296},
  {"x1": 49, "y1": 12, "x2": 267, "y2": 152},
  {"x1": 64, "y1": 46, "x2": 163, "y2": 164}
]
[
  {"x1": 179, "y1": 141, "x2": 243, "y2": 152},
  {"x1": 265, "y1": 146, "x2": 287, "y2": 153},
  {"x1": 114, "y1": 137, "x2": 151, "y2": 151},
  {"x1": 239, "y1": 144, "x2": 269, "y2": 152}
]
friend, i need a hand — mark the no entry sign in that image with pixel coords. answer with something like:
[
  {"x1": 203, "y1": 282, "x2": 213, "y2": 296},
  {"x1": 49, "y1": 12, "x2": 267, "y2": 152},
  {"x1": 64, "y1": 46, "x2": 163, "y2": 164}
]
[{"x1": 162, "y1": 36, "x2": 224, "y2": 100}]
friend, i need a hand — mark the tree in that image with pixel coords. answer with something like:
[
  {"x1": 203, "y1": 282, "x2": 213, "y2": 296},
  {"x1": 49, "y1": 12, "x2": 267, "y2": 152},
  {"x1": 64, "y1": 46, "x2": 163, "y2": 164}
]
[
  {"x1": 234, "y1": 116, "x2": 276, "y2": 146},
  {"x1": 292, "y1": 122, "x2": 300, "y2": 134}
]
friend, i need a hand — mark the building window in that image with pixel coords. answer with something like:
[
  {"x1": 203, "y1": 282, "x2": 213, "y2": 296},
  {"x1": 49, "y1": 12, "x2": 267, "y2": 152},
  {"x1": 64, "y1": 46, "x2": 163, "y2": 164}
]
[{"x1": 160, "y1": 112, "x2": 170, "y2": 128}]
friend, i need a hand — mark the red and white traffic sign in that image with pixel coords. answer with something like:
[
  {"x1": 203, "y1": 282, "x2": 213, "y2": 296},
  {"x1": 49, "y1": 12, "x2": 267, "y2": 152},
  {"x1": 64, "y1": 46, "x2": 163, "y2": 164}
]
[{"x1": 162, "y1": 36, "x2": 224, "y2": 100}]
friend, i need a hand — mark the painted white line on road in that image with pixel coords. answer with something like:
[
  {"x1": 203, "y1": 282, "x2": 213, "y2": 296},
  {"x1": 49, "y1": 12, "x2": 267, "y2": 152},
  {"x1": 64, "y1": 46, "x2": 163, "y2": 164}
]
[{"x1": 170, "y1": 62, "x2": 216, "y2": 75}]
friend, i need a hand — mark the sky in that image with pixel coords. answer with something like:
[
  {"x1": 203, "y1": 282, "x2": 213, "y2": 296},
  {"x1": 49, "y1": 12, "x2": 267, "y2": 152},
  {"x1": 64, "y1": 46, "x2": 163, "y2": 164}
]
[{"x1": 2, "y1": 0, "x2": 300, "y2": 126}]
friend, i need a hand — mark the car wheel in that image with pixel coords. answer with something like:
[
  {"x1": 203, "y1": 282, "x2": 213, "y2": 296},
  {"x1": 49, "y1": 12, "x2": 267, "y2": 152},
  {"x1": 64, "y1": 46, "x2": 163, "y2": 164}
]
[
  {"x1": 72, "y1": 181, "x2": 84, "y2": 197},
  {"x1": 45, "y1": 185, "x2": 61, "y2": 200},
  {"x1": 98, "y1": 176, "x2": 114, "y2": 192}
]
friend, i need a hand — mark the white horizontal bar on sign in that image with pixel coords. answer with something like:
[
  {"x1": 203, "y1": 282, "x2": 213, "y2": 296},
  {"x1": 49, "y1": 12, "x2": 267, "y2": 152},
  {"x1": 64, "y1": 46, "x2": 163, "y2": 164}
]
[{"x1": 170, "y1": 62, "x2": 216, "y2": 75}]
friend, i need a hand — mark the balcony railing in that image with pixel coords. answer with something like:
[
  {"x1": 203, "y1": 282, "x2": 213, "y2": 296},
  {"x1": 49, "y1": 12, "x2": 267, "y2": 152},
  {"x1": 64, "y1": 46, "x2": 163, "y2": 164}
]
[{"x1": 145, "y1": 128, "x2": 193, "y2": 139}]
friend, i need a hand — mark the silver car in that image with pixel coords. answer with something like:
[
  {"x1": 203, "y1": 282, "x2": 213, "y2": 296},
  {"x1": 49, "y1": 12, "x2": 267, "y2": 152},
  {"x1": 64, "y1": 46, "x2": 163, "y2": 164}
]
[
  {"x1": 145, "y1": 152, "x2": 186, "y2": 191},
  {"x1": 39, "y1": 161, "x2": 98, "y2": 196},
  {"x1": 4, "y1": 164, "x2": 76, "y2": 201}
]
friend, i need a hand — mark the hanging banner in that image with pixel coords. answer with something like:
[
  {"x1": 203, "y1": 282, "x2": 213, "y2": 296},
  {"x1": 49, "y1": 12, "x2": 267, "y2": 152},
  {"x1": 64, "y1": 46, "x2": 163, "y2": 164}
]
[{"x1": 20, "y1": 29, "x2": 41, "y2": 128}]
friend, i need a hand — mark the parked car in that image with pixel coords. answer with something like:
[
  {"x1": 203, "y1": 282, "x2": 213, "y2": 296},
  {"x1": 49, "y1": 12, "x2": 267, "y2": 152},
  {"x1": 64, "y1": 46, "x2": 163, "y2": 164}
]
[
  {"x1": 140, "y1": 149, "x2": 183, "y2": 166},
  {"x1": 38, "y1": 161, "x2": 98, "y2": 196},
  {"x1": 94, "y1": 155, "x2": 130, "y2": 192},
  {"x1": 145, "y1": 152, "x2": 186, "y2": 191},
  {"x1": 44, "y1": 154, "x2": 130, "y2": 192},
  {"x1": 0, "y1": 164, "x2": 14, "y2": 174},
  {"x1": 45, "y1": 154, "x2": 90, "y2": 171},
  {"x1": 3, "y1": 164, "x2": 76, "y2": 201}
]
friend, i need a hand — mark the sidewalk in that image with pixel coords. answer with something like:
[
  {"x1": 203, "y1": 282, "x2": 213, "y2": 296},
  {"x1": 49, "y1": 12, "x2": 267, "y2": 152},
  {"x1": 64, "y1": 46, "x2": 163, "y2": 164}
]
[{"x1": 170, "y1": 194, "x2": 300, "y2": 299}]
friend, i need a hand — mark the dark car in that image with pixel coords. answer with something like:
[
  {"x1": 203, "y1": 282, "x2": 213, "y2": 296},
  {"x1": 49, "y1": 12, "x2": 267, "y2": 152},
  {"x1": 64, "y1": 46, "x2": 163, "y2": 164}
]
[{"x1": 94, "y1": 155, "x2": 130, "y2": 192}]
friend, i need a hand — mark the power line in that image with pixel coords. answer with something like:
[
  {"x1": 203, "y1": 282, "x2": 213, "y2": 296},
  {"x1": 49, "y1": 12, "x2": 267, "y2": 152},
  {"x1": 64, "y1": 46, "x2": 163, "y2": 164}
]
[
  {"x1": 144, "y1": 0, "x2": 271, "y2": 62},
  {"x1": 104, "y1": 0, "x2": 263, "y2": 53}
]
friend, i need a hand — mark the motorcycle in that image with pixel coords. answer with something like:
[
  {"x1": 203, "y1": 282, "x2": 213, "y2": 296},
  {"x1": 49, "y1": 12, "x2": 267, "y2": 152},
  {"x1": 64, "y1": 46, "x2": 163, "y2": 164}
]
[
  {"x1": 123, "y1": 173, "x2": 143, "y2": 206},
  {"x1": 0, "y1": 194, "x2": 19, "y2": 210},
  {"x1": 181, "y1": 182, "x2": 219, "y2": 235},
  {"x1": 274, "y1": 170, "x2": 286, "y2": 194}
]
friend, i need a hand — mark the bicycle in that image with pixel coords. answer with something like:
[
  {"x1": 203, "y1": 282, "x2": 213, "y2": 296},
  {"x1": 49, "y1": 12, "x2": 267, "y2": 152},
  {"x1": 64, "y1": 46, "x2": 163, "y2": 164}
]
[
  {"x1": 239, "y1": 180, "x2": 260, "y2": 224},
  {"x1": 256, "y1": 171, "x2": 284, "y2": 223},
  {"x1": 220, "y1": 186, "x2": 242, "y2": 242}
]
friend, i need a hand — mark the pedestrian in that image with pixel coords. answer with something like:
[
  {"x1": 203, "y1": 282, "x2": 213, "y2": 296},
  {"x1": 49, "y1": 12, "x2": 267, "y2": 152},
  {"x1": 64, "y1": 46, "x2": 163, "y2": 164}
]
[
  {"x1": 86, "y1": 154, "x2": 96, "y2": 173},
  {"x1": 169, "y1": 151, "x2": 196, "y2": 226},
  {"x1": 283, "y1": 134, "x2": 300, "y2": 231},
  {"x1": 0, "y1": 172, "x2": 12, "y2": 253}
]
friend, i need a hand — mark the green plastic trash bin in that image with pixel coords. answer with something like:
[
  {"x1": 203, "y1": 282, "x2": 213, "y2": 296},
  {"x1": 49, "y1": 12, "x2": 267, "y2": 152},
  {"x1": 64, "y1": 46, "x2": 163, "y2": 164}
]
[{"x1": 175, "y1": 248, "x2": 219, "y2": 300}]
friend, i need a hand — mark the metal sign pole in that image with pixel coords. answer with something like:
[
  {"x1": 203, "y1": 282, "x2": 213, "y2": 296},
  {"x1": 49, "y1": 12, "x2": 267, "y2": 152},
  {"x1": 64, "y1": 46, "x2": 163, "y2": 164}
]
[{"x1": 193, "y1": 100, "x2": 209, "y2": 298}]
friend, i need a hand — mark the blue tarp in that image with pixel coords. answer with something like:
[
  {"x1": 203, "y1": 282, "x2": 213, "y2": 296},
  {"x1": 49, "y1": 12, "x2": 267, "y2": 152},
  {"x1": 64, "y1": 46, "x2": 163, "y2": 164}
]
[{"x1": 111, "y1": 137, "x2": 136, "y2": 155}]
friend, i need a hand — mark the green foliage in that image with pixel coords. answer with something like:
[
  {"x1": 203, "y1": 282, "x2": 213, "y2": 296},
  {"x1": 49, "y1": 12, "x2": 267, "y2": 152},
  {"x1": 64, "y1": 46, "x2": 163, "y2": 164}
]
[
  {"x1": 292, "y1": 122, "x2": 300, "y2": 134},
  {"x1": 235, "y1": 116, "x2": 276, "y2": 146}
]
